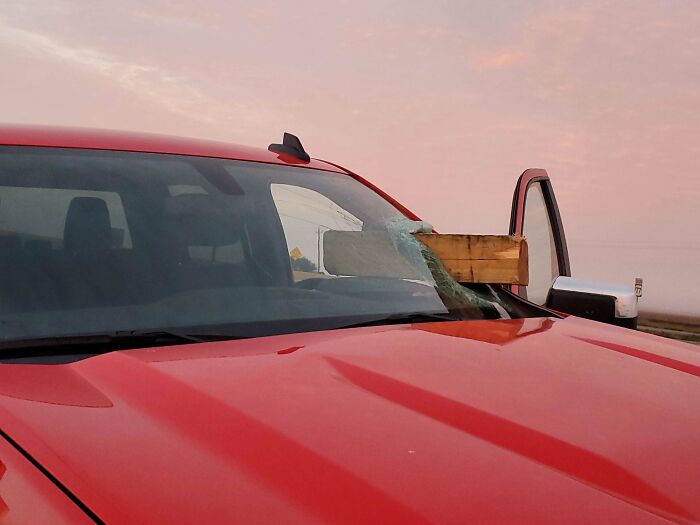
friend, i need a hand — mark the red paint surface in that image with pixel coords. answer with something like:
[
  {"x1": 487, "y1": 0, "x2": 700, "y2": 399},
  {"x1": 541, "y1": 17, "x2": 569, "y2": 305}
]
[
  {"x1": 277, "y1": 345, "x2": 304, "y2": 355},
  {"x1": 1, "y1": 127, "x2": 700, "y2": 523},
  {"x1": 574, "y1": 337, "x2": 700, "y2": 378},
  {"x1": 0, "y1": 124, "x2": 343, "y2": 173},
  {"x1": 1, "y1": 317, "x2": 700, "y2": 524},
  {"x1": 0, "y1": 461, "x2": 6, "y2": 518},
  {"x1": 0, "y1": 436, "x2": 93, "y2": 524},
  {"x1": 0, "y1": 125, "x2": 425, "y2": 228}
]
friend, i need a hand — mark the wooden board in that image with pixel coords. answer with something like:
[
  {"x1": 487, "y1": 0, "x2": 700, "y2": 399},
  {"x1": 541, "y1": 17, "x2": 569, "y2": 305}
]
[{"x1": 413, "y1": 234, "x2": 529, "y2": 285}]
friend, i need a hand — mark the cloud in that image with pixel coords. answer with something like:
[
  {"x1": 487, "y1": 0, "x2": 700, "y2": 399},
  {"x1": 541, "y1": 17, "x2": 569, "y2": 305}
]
[
  {"x1": 0, "y1": 18, "x2": 217, "y2": 124},
  {"x1": 1, "y1": 18, "x2": 294, "y2": 140},
  {"x1": 472, "y1": 49, "x2": 527, "y2": 70}
]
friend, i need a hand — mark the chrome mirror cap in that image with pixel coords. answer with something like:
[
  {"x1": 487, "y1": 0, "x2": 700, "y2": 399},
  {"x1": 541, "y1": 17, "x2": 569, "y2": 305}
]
[{"x1": 550, "y1": 276, "x2": 639, "y2": 319}]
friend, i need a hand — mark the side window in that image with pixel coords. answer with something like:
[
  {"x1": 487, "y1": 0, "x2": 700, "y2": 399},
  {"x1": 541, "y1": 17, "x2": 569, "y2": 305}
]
[
  {"x1": 0, "y1": 187, "x2": 132, "y2": 249},
  {"x1": 522, "y1": 182, "x2": 558, "y2": 304},
  {"x1": 270, "y1": 184, "x2": 363, "y2": 282}
]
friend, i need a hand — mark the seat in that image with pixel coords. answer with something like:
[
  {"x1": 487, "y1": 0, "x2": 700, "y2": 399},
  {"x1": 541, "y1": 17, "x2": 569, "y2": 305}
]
[
  {"x1": 23, "y1": 240, "x2": 53, "y2": 260},
  {"x1": 0, "y1": 235, "x2": 22, "y2": 261},
  {"x1": 161, "y1": 194, "x2": 256, "y2": 290},
  {"x1": 53, "y1": 197, "x2": 125, "y2": 308},
  {"x1": 0, "y1": 235, "x2": 59, "y2": 313},
  {"x1": 0, "y1": 236, "x2": 26, "y2": 312},
  {"x1": 63, "y1": 197, "x2": 112, "y2": 259}
]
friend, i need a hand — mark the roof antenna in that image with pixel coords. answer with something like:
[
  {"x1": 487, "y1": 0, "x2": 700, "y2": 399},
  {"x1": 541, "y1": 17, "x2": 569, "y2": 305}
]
[{"x1": 268, "y1": 132, "x2": 310, "y2": 162}]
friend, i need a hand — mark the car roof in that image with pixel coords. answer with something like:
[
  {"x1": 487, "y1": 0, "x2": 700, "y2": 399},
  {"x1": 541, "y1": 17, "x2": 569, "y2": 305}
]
[{"x1": 0, "y1": 124, "x2": 345, "y2": 173}]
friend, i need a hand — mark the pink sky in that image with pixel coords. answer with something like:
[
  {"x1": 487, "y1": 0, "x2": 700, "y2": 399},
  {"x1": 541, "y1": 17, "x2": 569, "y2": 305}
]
[{"x1": 1, "y1": 1, "x2": 699, "y2": 316}]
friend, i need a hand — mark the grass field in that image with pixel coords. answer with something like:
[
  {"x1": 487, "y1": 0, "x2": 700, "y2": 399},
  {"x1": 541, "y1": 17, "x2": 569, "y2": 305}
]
[{"x1": 638, "y1": 314, "x2": 700, "y2": 346}]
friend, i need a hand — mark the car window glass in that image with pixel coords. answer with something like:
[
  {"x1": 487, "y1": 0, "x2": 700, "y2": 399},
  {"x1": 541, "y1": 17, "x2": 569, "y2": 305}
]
[
  {"x1": 0, "y1": 186, "x2": 132, "y2": 249},
  {"x1": 168, "y1": 184, "x2": 208, "y2": 196},
  {"x1": 271, "y1": 183, "x2": 363, "y2": 282},
  {"x1": 522, "y1": 182, "x2": 559, "y2": 305},
  {"x1": 0, "y1": 147, "x2": 547, "y2": 344}
]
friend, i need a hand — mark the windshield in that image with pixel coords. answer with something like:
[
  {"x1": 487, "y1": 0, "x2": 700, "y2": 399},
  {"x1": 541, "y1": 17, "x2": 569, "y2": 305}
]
[{"x1": 0, "y1": 146, "x2": 540, "y2": 345}]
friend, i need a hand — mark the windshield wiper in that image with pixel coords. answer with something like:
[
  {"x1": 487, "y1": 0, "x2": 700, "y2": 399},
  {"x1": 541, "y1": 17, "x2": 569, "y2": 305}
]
[
  {"x1": 0, "y1": 330, "x2": 238, "y2": 357},
  {"x1": 336, "y1": 311, "x2": 463, "y2": 330}
]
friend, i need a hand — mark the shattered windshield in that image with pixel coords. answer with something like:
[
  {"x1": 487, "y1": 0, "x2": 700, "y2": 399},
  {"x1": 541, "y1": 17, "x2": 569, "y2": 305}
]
[{"x1": 0, "y1": 146, "x2": 538, "y2": 345}]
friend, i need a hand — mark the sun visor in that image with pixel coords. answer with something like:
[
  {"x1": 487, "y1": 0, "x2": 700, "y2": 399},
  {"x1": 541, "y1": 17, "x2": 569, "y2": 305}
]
[{"x1": 322, "y1": 230, "x2": 424, "y2": 279}]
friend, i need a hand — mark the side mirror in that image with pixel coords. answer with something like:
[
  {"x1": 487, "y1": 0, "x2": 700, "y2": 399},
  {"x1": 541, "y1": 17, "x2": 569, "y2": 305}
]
[{"x1": 546, "y1": 276, "x2": 638, "y2": 329}]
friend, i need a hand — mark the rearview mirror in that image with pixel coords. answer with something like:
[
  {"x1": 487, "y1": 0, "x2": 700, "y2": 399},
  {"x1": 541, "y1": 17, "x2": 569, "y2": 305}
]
[{"x1": 546, "y1": 276, "x2": 638, "y2": 328}]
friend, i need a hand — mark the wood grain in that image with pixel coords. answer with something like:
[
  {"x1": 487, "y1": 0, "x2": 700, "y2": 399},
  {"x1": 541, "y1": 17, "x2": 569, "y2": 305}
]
[{"x1": 413, "y1": 234, "x2": 529, "y2": 285}]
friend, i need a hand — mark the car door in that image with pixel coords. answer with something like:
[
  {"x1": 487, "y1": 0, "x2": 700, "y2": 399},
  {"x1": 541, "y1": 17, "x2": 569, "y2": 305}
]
[{"x1": 509, "y1": 169, "x2": 571, "y2": 305}]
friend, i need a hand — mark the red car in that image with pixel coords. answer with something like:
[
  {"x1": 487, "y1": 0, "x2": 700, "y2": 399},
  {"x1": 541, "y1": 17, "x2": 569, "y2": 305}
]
[{"x1": 0, "y1": 125, "x2": 698, "y2": 524}]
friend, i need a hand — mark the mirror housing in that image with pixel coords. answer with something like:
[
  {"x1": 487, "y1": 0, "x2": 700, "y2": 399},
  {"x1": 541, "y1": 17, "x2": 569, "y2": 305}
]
[{"x1": 546, "y1": 276, "x2": 638, "y2": 329}]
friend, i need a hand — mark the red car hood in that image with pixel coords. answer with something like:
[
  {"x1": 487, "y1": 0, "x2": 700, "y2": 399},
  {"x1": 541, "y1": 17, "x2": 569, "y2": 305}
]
[{"x1": 1, "y1": 316, "x2": 699, "y2": 524}]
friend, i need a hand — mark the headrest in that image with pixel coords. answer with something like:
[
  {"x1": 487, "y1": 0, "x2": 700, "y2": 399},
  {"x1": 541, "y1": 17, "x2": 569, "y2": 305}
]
[
  {"x1": 0, "y1": 236, "x2": 22, "y2": 268},
  {"x1": 0, "y1": 236, "x2": 21, "y2": 253},
  {"x1": 163, "y1": 194, "x2": 243, "y2": 246},
  {"x1": 24, "y1": 240, "x2": 52, "y2": 258},
  {"x1": 64, "y1": 197, "x2": 112, "y2": 255}
]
